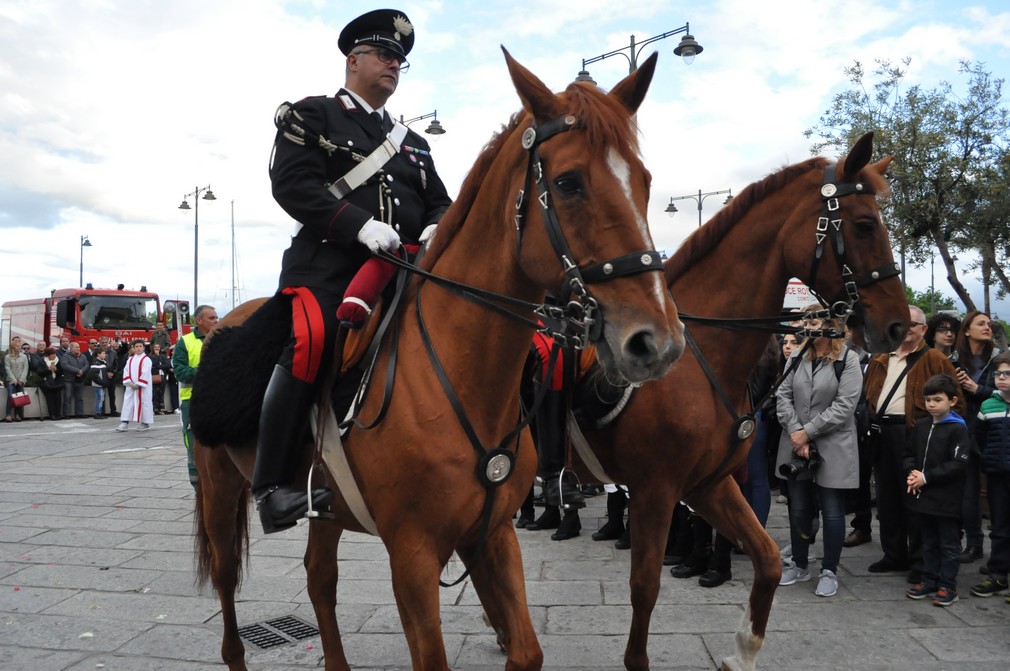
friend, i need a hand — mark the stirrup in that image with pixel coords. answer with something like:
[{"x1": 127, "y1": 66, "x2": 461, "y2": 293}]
[
  {"x1": 543, "y1": 469, "x2": 586, "y2": 510},
  {"x1": 304, "y1": 460, "x2": 335, "y2": 520}
]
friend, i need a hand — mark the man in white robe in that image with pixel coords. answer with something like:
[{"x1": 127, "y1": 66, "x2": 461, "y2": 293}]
[{"x1": 117, "y1": 340, "x2": 154, "y2": 431}]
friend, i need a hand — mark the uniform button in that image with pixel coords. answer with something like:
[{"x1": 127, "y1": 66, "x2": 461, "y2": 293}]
[
  {"x1": 394, "y1": 224, "x2": 401, "y2": 231},
  {"x1": 419, "y1": 161, "x2": 425, "y2": 167},
  {"x1": 347, "y1": 140, "x2": 354, "y2": 146},
  {"x1": 394, "y1": 197, "x2": 400, "y2": 206},
  {"x1": 386, "y1": 174, "x2": 394, "y2": 182}
]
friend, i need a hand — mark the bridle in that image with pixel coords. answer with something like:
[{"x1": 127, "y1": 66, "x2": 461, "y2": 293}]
[
  {"x1": 805, "y1": 163, "x2": 901, "y2": 328},
  {"x1": 513, "y1": 113, "x2": 664, "y2": 347}
]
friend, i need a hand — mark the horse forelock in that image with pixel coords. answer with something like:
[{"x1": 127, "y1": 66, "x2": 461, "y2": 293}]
[
  {"x1": 421, "y1": 86, "x2": 641, "y2": 271},
  {"x1": 562, "y1": 83, "x2": 642, "y2": 161},
  {"x1": 664, "y1": 157, "x2": 830, "y2": 286}
]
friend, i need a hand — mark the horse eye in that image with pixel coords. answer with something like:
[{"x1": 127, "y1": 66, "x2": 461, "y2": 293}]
[
  {"x1": 553, "y1": 173, "x2": 583, "y2": 196},
  {"x1": 854, "y1": 218, "x2": 877, "y2": 236}
]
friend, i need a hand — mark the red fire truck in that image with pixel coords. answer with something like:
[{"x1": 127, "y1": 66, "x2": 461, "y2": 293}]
[{"x1": 1, "y1": 286, "x2": 190, "y2": 350}]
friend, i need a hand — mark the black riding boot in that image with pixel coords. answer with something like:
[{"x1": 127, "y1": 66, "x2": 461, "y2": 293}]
[
  {"x1": 251, "y1": 366, "x2": 334, "y2": 534},
  {"x1": 536, "y1": 389, "x2": 584, "y2": 509},
  {"x1": 592, "y1": 490, "x2": 627, "y2": 541}
]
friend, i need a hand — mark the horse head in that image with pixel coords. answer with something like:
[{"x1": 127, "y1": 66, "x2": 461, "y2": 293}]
[
  {"x1": 500, "y1": 48, "x2": 684, "y2": 383},
  {"x1": 780, "y1": 132, "x2": 908, "y2": 352}
]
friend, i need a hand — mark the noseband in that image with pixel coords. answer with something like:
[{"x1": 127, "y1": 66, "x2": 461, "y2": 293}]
[
  {"x1": 513, "y1": 114, "x2": 663, "y2": 347},
  {"x1": 806, "y1": 164, "x2": 900, "y2": 328}
]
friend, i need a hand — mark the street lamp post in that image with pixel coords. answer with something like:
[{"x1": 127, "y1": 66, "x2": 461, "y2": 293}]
[
  {"x1": 576, "y1": 23, "x2": 703, "y2": 83},
  {"x1": 665, "y1": 188, "x2": 733, "y2": 228},
  {"x1": 178, "y1": 185, "x2": 217, "y2": 308},
  {"x1": 399, "y1": 110, "x2": 446, "y2": 135},
  {"x1": 79, "y1": 235, "x2": 92, "y2": 288}
]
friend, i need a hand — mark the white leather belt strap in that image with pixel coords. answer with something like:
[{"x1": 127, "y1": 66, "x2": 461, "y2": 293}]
[
  {"x1": 310, "y1": 404, "x2": 379, "y2": 536},
  {"x1": 567, "y1": 412, "x2": 615, "y2": 484},
  {"x1": 327, "y1": 122, "x2": 409, "y2": 200}
]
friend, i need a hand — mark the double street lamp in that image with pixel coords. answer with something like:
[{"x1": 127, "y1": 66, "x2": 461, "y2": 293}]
[
  {"x1": 399, "y1": 110, "x2": 446, "y2": 135},
  {"x1": 178, "y1": 185, "x2": 217, "y2": 309},
  {"x1": 576, "y1": 23, "x2": 703, "y2": 83},
  {"x1": 665, "y1": 188, "x2": 733, "y2": 228},
  {"x1": 79, "y1": 235, "x2": 92, "y2": 288}
]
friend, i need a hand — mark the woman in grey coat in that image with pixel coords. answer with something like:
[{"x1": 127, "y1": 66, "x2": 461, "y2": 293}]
[{"x1": 776, "y1": 310, "x2": 862, "y2": 597}]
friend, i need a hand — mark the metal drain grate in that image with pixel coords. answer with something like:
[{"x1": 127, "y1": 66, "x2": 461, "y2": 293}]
[{"x1": 238, "y1": 615, "x2": 319, "y2": 650}]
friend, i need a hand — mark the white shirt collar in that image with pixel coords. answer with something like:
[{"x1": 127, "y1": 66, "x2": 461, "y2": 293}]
[{"x1": 344, "y1": 88, "x2": 384, "y2": 118}]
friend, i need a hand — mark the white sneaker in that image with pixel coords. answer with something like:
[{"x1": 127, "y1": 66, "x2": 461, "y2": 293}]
[
  {"x1": 138, "y1": 423, "x2": 151, "y2": 431},
  {"x1": 779, "y1": 565, "x2": 812, "y2": 586},
  {"x1": 815, "y1": 569, "x2": 838, "y2": 597},
  {"x1": 174, "y1": 408, "x2": 181, "y2": 415},
  {"x1": 115, "y1": 422, "x2": 129, "y2": 432}
]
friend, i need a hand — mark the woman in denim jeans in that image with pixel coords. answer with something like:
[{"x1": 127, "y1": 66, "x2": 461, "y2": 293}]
[{"x1": 775, "y1": 308, "x2": 862, "y2": 597}]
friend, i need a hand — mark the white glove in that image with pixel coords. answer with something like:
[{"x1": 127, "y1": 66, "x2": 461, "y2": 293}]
[
  {"x1": 419, "y1": 223, "x2": 438, "y2": 244},
  {"x1": 356, "y1": 218, "x2": 401, "y2": 253}
]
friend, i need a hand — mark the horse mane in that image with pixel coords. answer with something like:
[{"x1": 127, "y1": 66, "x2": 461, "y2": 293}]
[
  {"x1": 420, "y1": 111, "x2": 524, "y2": 270},
  {"x1": 421, "y1": 81, "x2": 641, "y2": 271},
  {"x1": 665, "y1": 148, "x2": 892, "y2": 286},
  {"x1": 664, "y1": 157, "x2": 828, "y2": 285}
]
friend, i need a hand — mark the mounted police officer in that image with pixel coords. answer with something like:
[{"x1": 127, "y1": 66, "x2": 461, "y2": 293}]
[{"x1": 254, "y1": 9, "x2": 452, "y2": 534}]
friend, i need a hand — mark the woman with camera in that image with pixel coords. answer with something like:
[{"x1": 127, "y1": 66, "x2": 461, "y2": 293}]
[{"x1": 775, "y1": 307, "x2": 863, "y2": 597}]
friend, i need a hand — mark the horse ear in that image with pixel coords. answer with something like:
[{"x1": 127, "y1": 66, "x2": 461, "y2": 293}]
[
  {"x1": 608, "y1": 52, "x2": 657, "y2": 115},
  {"x1": 839, "y1": 132, "x2": 874, "y2": 181},
  {"x1": 870, "y1": 155, "x2": 894, "y2": 177},
  {"x1": 501, "y1": 46, "x2": 563, "y2": 122}
]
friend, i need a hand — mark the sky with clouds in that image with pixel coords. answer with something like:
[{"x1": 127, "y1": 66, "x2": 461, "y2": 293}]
[{"x1": 1, "y1": 0, "x2": 1008, "y2": 318}]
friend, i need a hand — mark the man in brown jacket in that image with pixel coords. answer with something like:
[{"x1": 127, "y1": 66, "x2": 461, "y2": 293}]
[{"x1": 863, "y1": 305, "x2": 966, "y2": 580}]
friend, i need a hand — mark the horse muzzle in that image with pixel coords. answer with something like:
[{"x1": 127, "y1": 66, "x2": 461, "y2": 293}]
[{"x1": 598, "y1": 316, "x2": 685, "y2": 385}]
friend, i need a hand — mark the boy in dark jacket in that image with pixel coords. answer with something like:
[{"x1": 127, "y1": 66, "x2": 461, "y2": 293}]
[
  {"x1": 903, "y1": 373, "x2": 972, "y2": 606},
  {"x1": 970, "y1": 352, "x2": 1010, "y2": 600}
]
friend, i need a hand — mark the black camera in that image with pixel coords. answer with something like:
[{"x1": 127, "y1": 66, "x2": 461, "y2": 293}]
[{"x1": 779, "y1": 445, "x2": 822, "y2": 477}]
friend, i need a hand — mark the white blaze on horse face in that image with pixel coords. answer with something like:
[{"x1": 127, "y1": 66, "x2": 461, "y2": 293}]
[{"x1": 606, "y1": 146, "x2": 666, "y2": 304}]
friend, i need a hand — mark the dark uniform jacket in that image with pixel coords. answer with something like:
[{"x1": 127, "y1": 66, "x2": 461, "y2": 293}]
[
  {"x1": 864, "y1": 340, "x2": 966, "y2": 428},
  {"x1": 270, "y1": 89, "x2": 452, "y2": 292},
  {"x1": 902, "y1": 413, "x2": 972, "y2": 518}
]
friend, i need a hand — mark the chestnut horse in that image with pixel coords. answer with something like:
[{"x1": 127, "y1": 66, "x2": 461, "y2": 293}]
[
  {"x1": 573, "y1": 133, "x2": 908, "y2": 670},
  {"x1": 191, "y1": 50, "x2": 683, "y2": 670}
]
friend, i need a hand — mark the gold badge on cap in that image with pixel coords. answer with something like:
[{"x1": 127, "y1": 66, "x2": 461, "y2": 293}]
[{"x1": 392, "y1": 15, "x2": 413, "y2": 41}]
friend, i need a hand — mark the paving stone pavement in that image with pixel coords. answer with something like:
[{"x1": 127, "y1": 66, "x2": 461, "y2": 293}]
[{"x1": 1, "y1": 416, "x2": 1009, "y2": 669}]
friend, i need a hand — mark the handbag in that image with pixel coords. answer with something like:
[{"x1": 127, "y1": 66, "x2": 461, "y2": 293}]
[
  {"x1": 10, "y1": 391, "x2": 31, "y2": 407},
  {"x1": 152, "y1": 374, "x2": 163, "y2": 384}
]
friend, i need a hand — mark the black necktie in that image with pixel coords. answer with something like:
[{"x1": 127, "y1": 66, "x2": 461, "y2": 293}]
[{"x1": 370, "y1": 111, "x2": 384, "y2": 134}]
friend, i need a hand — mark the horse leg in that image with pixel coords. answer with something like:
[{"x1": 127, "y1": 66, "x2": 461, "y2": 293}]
[
  {"x1": 387, "y1": 536, "x2": 452, "y2": 670},
  {"x1": 623, "y1": 489, "x2": 677, "y2": 671},
  {"x1": 305, "y1": 519, "x2": 349, "y2": 671},
  {"x1": 458, "y1": 520, "x2": 543, "y2": 670},
  {"x1": 194, "y1": 442, "x2": 251, "y2": 671},
  {"x1": 687, "y1": 476, "x2": 781, "y2": 671}
]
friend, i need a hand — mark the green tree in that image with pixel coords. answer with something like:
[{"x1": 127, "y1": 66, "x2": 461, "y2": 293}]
[
  {"x1": 904, "y1": 284, "x2": 956, "y2": 317},
  {"x1": 805, "y1": 59, "x2": 1009, "y2": 312}
]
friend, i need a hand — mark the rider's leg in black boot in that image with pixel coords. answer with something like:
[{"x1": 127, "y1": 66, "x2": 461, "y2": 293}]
[
  {"x1": 551, "y1": 509, "x2": 582, "y2": 541},
  {"x1": 592, "y1": 489, "x2": 627, "y2": 541},
  {"x1": 535, "y1": 389, "x2": 585, "y2": 509},
  {"x1": 252, "y1": 365, "x2": 335, "y2": 534},
  {"x1": 526, "y1": 504, "x2": 561, "y2": 531}
]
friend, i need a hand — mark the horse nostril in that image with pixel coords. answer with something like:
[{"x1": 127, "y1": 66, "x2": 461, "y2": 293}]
[
  {"x1": 625, "y1": 329, "x2": 659, "y2": 364},
  {"x1": 888, "y1": 321, "x2": 907, "y2": 345}
]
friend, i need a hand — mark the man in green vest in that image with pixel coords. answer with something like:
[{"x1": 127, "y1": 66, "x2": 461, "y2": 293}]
[{"x1": 173, "y1": 305, "x2": 219, "y2": 488}]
